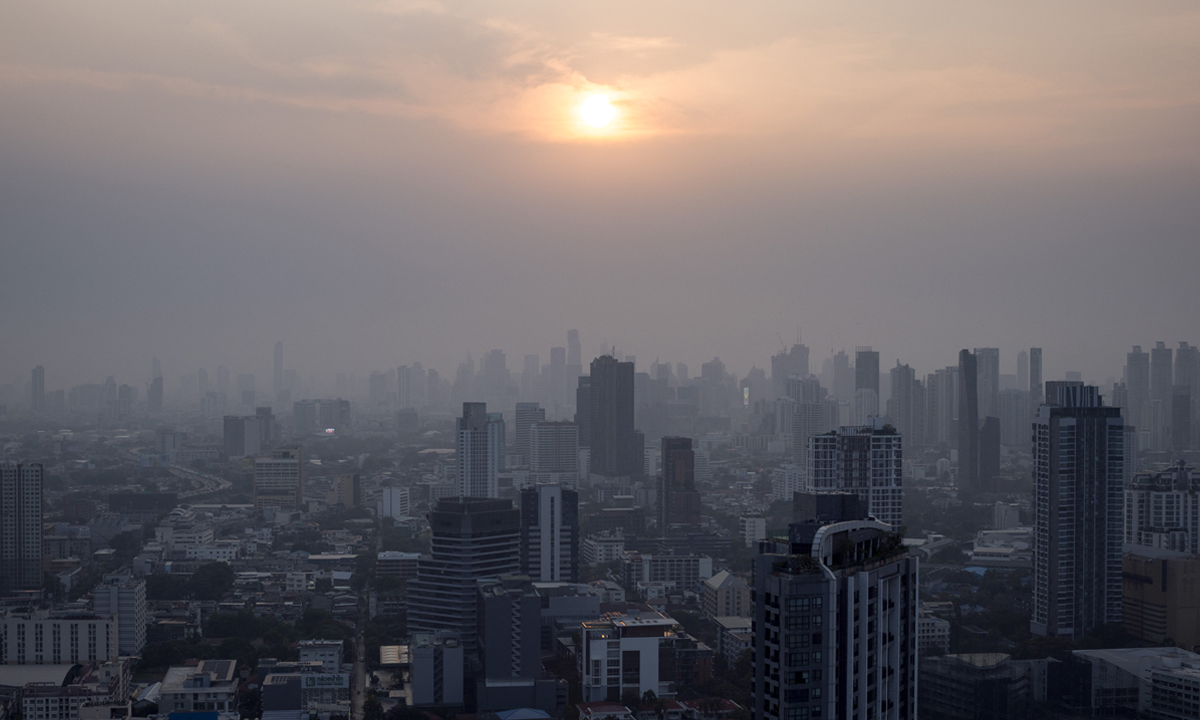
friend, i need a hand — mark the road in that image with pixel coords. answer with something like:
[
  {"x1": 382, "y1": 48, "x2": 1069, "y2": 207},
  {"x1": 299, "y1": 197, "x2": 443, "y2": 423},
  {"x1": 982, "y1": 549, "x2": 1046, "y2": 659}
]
[{"x1": 352, "y1": 623, "x2": 366, "y2": 720}]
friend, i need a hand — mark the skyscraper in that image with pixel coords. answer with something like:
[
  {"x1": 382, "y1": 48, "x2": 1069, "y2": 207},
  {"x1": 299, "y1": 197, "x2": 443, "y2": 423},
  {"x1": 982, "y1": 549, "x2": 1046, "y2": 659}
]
[
  {"x1": 273, "y1": 340, "x2": 283, "y2": 397},
  {"x1": 772, "y1": 342, "x2": 811, "y2": 399},
  {"x1": 588, "y1": 355, "x2": 641, "y2": 479},
  {"x1": 806, "y1": 418, "x2": 903, "y2": 527},
  {"x1": 574, "y1": 376, "x2": 591, "y2": 447},
  {"x1": 30, "y1": 366, "x2": 45, "y2": 414},
  {"x1": 514, "y1": 402, "x2": 546, "y2": 464},
  {"x1": 1017, "y1": 349, "x2": 1029, "y2": 394},
  {"x1": 407, "y1": 497, "x2": 521, "y2": 651},
  {"x1": 148, "y1": 375, "x2": 163, "y2": 413},
  {"x1": 456, "y1": 402, "x2": 504, "y2": 498},
  {"x1": 958, "y1": 349, "x2": 980, "y2": 492},
  {"x1": 1151, "y1": 341, "x2": 1174, "y2": 449},
  {"x1": 0, "y1": 462, "x2": 43, "y2": 595},
  {"x1": 519, "y1": 483, "x2": 579, "y2": 583},
  {"x1": 1029, "y1": 347, "x2": 1043, "y2": 409},
  {"x1": 93, "y1": 573, "x2": 147, "y2": 655},
  {"x1": 752, "y1": 496, "x2": 918, "y2": 720},
  {"x1": 854, "y1": 347, "x2": 880, "y2": 419},
  {"x1": 1177, "y1": 342, "x2": 1200, "y2": 450},
  {"x1": 222, "y1": 415, "x2": 261, "y2": 459},
  {"x1": 1126, "y1": 345, "x2": 1150, "y2": 431},
  {"x1": 659, "y1": 436, "x2": 701, "y2": 533},
  {"x1": 1030, "y1": 383, "x2": 1123, "y2": 639},
  {"x1": 974, "y1": 347, "x2": 1000, "y2": 419},
  {"x1": 888, "y1": 361, "x2": 924, "y2": 446}
]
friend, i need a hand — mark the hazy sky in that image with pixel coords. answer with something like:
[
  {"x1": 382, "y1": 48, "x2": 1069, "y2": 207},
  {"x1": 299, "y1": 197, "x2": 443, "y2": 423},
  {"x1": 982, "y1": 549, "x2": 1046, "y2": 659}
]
[{"x1": 3, "y1": 1, "x2": 1199, "y2": 389}]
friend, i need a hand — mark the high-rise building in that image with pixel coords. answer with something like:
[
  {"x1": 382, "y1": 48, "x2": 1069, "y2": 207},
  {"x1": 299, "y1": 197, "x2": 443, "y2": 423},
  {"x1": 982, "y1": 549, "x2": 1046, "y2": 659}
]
[
  {"x1": 222, "y1": 415, "x2": 261, "y2": 459},
  {"x1": 332, "y1": 473, "x2": 361, "y2": 507},
  {"x1": 926, "y1": 366, "x2": 958, "y2": 447},
  {"x1": 659, "y1": 436, "x2": 701, "y2": 533},
  {"x1": 1127, "y1": 345, "x2": 1150, "y2": 433},
  {"x1": 999, "y1": 389, "x2": 1030, "y2": 447},
  {"x1": 519, "y1": 483, "x2": 579, "y2": 583},
  {"x1": 574, "y1": 376, "x2": 591, "y2": 448},
  {"x1": 529, "y1": 421, "x2": 580, "y2": 487},
  {"x1": 588, "y1": 355, "x2": 641, "y2": 479},
  {"x1": 30, "y1": 366, "x2": 45, "y2": 414},
  {"x1": 292, "y1": 398, "x2": 352, "y2": 435},
  {"x1": 958, "y1": 349, "x2": 980, "y2": 493},
  {"x1": 888, "y1": 361, "x2": 924, "y2": 446},
  {"x1": 1029, "y1": 348, "x2": 1043, "y2": 410},
  {"x1": 1177, "y1": 342, "x2": 1200, "y2": 450},
  {"x1": 456, "y1": 402, "x2": 504, "y2": 498},
  {"x1": 973, "y1": 347, "x2": 1000, "y2": 420},
  {"x1": 1017, "y1": 350, "x2": 1029, "y2": 395},
  {"x1": 514, "y1": 402, "x2": 546, "y2": 464},
  {"x1": 378, "y1": 486, "x2": 410, "y2": 519},
  {"x1": 752, "y1": 497, "x2": 918, "y2": 720},
  {"x1": 806, "y1": 418, "x2": 903, "y2": 527},
  {"x1": 92, "y1": 573, "x2": 147, "y2": 655},
  {"x1": 407, "y1": 498, "x2": 521, "y2": 651},
  {"x1": 855, "y1": 346, "x2": 879, "y2": 398},
  {"x1": 254, "y1": 447, "x2": 304, "y2": 511},
  {"x1": 397, "y1": 365, "x2": 412, "y2": 408},
  {"x1": 772, "y1": 343, "x2": 811, "y2": 399},
  {"x1": 148, "y1": 376, "x2": 163, "y2": 413},
  {"x1": 0, "y1": 462, "x2": 43, "y2": 595},
  {"x1": 567, "y1": 329, "x2": 584, "y2": 387},
  {"x1": 1030, "y1": 383, "x2": 1123, "y2": 639},
  {"x1": 273, "y1": 341, "x2": 283, "y2": 397},
  {"x1": 1172, "y1": 386, "x2": 1191, "y2": 455},
  {"x1": 1151, "y1": 341, "x2": 1174, "y2": 449}
]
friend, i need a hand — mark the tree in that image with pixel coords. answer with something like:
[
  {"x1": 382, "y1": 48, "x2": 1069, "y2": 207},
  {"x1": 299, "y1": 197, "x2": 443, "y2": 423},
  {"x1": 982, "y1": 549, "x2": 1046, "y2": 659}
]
[
  {"x1": 189, "y1": 562, "x2": 235, "y2": 601},
  {"x1": 363, "y1": 694, "x2": 384, "y2": 720}
]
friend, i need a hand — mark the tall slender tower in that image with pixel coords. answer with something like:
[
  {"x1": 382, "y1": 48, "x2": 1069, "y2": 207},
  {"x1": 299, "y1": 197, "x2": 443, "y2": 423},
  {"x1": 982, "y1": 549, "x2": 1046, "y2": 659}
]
[
  {"x1": 1126, "y1": 346, "x2": 1150, "y2": 432},
  {"x1": 1017, "y1": 350, "x2": 1029, "y2": 395},
  {"x1": 1029, "y1": 347, "x2": 1043, "y2": 409},
  {"x1": 273, "y1": 341, "x2": 284, "y2": 397},
  {"x1": 588, "y1": 355, "x2": 639, "y2": 479},
  {"x1": 958, "y1": 350, "x2": 980, "y2": 492},
  {"x1": 658, "y1": 436, "x2": 699, "y2": 533},
  {"x1": 519, "y1": 483, "x2": 579, "y2": 582},
  {"x1": 974, "y1": 347, "x2": 1001, "y2": 419},
  {"x1": 0, "y1": 463, "x2": 44, "y2": 594},
  {"x1": 1030, "y1": 383, "x2": 1123, "y2": 639}
]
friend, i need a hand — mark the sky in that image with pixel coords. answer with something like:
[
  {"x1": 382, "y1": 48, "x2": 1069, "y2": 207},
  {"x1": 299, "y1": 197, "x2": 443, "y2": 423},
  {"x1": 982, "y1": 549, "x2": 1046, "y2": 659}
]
[{"x1": 3, "y1": 0, "x2": 1200, "y2": 390}]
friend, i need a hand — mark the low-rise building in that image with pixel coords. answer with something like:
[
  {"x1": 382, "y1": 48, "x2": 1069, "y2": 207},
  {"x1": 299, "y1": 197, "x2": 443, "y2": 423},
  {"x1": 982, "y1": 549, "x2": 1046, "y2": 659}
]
[
  {"x1": 411, "y1": 631, "x2": 463, "y2": 707},
  {"x1": 578, "y1": 610, "x2": 712, "y2": 702},
  {"x1": 622, "y1": 551, "x2": 713, "y2": 597},
  {"x1": 375, "y1": 552, "x2": 422, "y2": 579},
  {"x1": 919, "y1": 654, "x2": 1030, "y2": 720},
  {"x1": 19, "y1": 660, "x2": 130, "y2": 720},
  {"x1": 582, "y1": 533, "x2": 626, "y2": 566},
  {"x1": 158, "y1": 659, "x2": 239, "y2": 714},
  {"x1": 297, "y1": 640, "x2": 344, "y2": 673},
  {"x1": 1122, "y1": 545, "x2": 1200, "y2": 652},
  {"x1": 713, "y1": 616, "x2": 752, "y2": 666},
  {"x1": 701, "y1": 571, "x2": 750, "y2": 619},
  {"x1": 1, "y1": 611, "x2": 118, "y2": 665}
]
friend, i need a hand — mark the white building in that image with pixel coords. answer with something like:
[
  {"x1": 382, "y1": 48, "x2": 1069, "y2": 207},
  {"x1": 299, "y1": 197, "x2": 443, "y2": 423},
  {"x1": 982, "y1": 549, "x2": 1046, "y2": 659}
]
[
  {"x1": 378, "y1": 486, "x2": 410, "y2": 520},
  {"x1": 918, "y1": 615, "x2": 951, "y2": 657},
  {"x1": 739, "y1": 515, "x2": 767, "y2": 548},
  {"x1": 456, "y1": 403, "x2": 503, "y2": 498},
  {"x1": 1124, "y1": 461, "x2": 1200, "y2": 554},
  {"x1": 186, "y1": 540, "x2": 244, "y2": 561},
  {"x1": 806, "y1": 418, "x2": 903, "y2": 528},
  {"x1": 622, "y1": 552, "x2": 713, "y2": 595},
  {"x1": 520, "y1": 483, "x2": 579, "y2": 583},
  {"x1": 582, "y1": 533, "x2": 625, "y2": 565},
  {"x1": 298, "y1": 639, "x2": 344, "y2": 672},
  {"x1": 155, "y1": 509, "x2": 215, "y2": 551},
  {"x1": 579, "y1": 611, "x2": 682, "y2": 701},
  {"x1": 1, "y1": 611, "x2": 118, "y2": 664},
  {"x1": 91, "y1": 574, "x2": 146, "y2": 655}
]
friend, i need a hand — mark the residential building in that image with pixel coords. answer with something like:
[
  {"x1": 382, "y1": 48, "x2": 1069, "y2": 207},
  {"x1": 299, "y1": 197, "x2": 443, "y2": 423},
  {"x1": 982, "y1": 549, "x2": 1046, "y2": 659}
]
[
  {"x1": 1124, "y1": 460, "x2": 1200, "y2": 553},
  {"x1": 1029, "y1": 348, "x2": 1043, "y2": 411},
  {"x1": 378, "y1": 486, "x2": 410, "y2": 520},
  {"x1": 622, "y1": 551, "x2": 713, "y2": 596},
  {"x1": 407, "y1": 498, "x2": 521, "y2": 651},
  {"x1": 515, "y1": 402, "x2": 546, "y2": 465},
  {"x1": 331, "y1": 474, "x2": 360, "y2": 508},
  {"x1": 806, "y1": 418, "x2": 903, "y2": 527},
  {"x1": 91, "y1": 574, "x2": 146, "y2": 655},
  {"x1": 520, "y1": 483, "x2": 579, "y2": 583},
  {"x1": 158, "y1": 659, "x2": 239, "y2": 713},
  {"x1": 578, "y1": 610, "x2": 712, "y2": 702},
  {"x1": 1127, "y1": 346, "x2": 1151, "y2": 436},
  {"x1": 740, "y1": 515, "x2": 767, "y2": 548},
  {"x1": 255, "y1": 447, "x2": 304, "y2": 511},
  {"x1": 958, "y1": 349, "x2": 980, "y2": 492},
  {"x1": 751, "y1": 497, "x2": 918, "y2": 720},
  {"x1": 702, "y1": 571, "x2": 750, "y2": 619},
  {"x1": 918, "y1": 614, "x2": 951, "y2": 657},
  {"x1": 582, "y1": 533, "x2": 625, "y2": 565},
  {"x1": 1, "y1": 611, "x2": 118, "y2": 664},
  {"x1": 456, "y1": 402, "x2": 504, "y2": 498},
  {"x1": 1031, "y1": 383, "x2": 1124, "y2": 639},
  {"x1": 714, "y1": 616, "x2": 753, "y2": 666},
  {"x1": 998, "y1": 389, "x2": 1030, "y2": 447},
  {"x1": 0, "y1": 462, "x2": 43, "y2": 594}
]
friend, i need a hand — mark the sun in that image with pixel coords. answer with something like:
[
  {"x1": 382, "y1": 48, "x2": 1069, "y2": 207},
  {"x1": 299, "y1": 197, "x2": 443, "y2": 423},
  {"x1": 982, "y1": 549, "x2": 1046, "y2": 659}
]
[{"x1": 578, "y1": 94, "x2": 618, "y2": 128}]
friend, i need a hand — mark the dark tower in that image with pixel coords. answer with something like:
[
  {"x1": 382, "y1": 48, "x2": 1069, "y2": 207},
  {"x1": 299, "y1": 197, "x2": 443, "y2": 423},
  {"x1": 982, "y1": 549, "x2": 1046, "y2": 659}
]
[
  {"x1": 958, "y1": 349, "x2": 980, "y2": 493},
  {"x1": 658, "y1": 436, "x2": 699, "y2": 534},
  {"x1": 588, "y1": 355, "x2": 640, "y2": 478}
]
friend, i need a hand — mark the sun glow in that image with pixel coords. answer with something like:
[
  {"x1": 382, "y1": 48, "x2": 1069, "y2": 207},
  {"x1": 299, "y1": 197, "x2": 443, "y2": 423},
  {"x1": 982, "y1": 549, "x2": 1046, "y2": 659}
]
[{"x1": 578, "y1": 94, "x2": 618, "y2": 128}]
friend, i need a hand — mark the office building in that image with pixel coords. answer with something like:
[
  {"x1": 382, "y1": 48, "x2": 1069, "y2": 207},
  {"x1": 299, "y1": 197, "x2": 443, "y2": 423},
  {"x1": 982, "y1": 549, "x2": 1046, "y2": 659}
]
[
  {"x1": 222, "y1": 415, "x2": 261, "y2": 459},
  {"x1": 1064, "y1": 647, "x2": 1200, "y2": 719},
  {"x1": 147, "y1": 375, "x2": 163, "y2": 414},
  {"x1": 958, "y1": 350, "x2": 980, "y2": 492},
  {"x1": 1, "y1": 611, "x2": 118, "y2": 664},
  {"x1": 973, "y1": 347, "x2": 1000, "y2": 419},
  {"x1": 888, "y1": 362, "x2": 924, "y2": 447},
  {"x1": 806, "y1": 419, "x2": 903, "y2": 527},
  {"x1": 578, "y1": 610, "x2": 712, "y2": 702},
  {"x1": 0, "y1": 462, "x2": 43, "y2": 595},
  {"x1": 919, "y1": 654, "x2": 1032, "y2": 720},
  {"x1": 19, "y1": 659, "x2": 131, "y2": 720},
  {"x1": 1124, "y1": 460, "x2": 1200, "y2": 553},
  {"x1": 855, "y1": 347, "x2": 880, "y2": 401},
  {"x1": 979, "y1": 416, "x2": 1001, "y2": 487},
  {"x1": 1029, "y1": 348, "x2": 1043, "y2": 410},
  {"x1": 92, "y1": 573, "x2": 147, "y2": 655},
  {"x1": 926, "y1": 366, "x2": 958, "y2": 447},
  {"x1": 529, "y1": 421, "x2": 580, "y2": 487},
  {"x1": 407, "y1": 498, "x2": 521, "y2": 651},
  {"x1": 1127, "y1": 346, "x2": 1151, "y2": 432},
  {"x1": 658, "y1": 436, "x2": 701, "y2": 533},
  {"x1": 589, "y1": 355, "x2": 642, "y2": 480},
  {"x1": 292, "y1": 399, "x2": 352, "y2": 435},
  {"x1": 515, "y1": 402, "x2": 546, "y2": 464},
  {"x1": 476, "y1": 578, "x2": 562, "y2": 712},
  {"x1": 456, "y1": 402, "x2": 504, "y2": 499},
  {"x1": 1178, "y1": 342, "x2": 1200, "y2": 450},
  {"x1": 1122, "y1": 546, "x2": 1200, "y2": 651},
  {"x1": 998, "y1": 389, "x2": 1030, "y2": 447},
  {"x1": 752, "y1": 499, "x2": 918, "y2": 720},
  {"x1": 772, "y1": 343, "x2": 811, "y2": 399},
  {"x1": 575, "y1": 376, "x2": 592, "y2": 448},
  {"x1": 254, "y1": 447, "x2": 304, "y2": 511},
  {"x1": 273, "y1": 341, "x2": 283, "y2": 397},
  {"x1": 1030, "y1": 383, "x2": 1124, "y2": 639},
  {"x1": 520, "y1": 483, "x2": 579, "y2": 583}
]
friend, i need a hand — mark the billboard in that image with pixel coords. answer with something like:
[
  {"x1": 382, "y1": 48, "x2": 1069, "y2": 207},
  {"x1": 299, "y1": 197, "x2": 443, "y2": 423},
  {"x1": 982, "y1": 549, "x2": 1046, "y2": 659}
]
[{"x1": 302, "y1": 674, "x2": 349, "y2": 689}]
